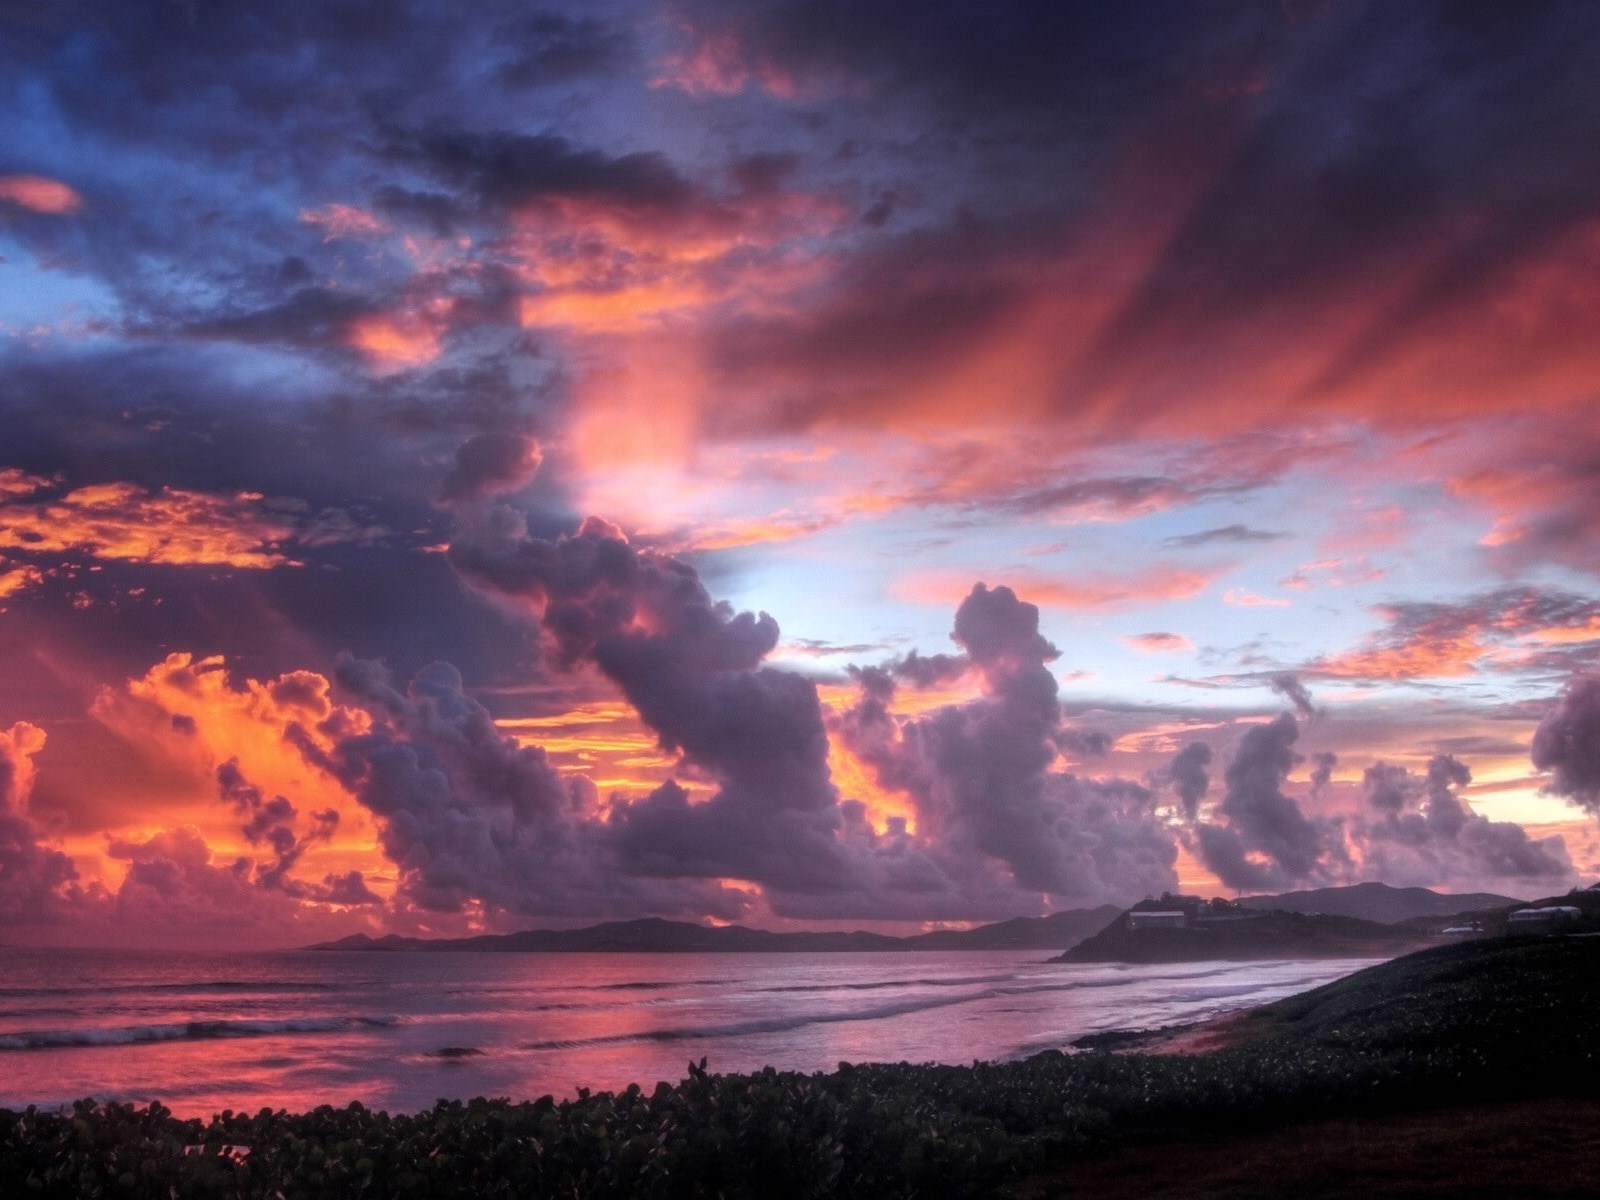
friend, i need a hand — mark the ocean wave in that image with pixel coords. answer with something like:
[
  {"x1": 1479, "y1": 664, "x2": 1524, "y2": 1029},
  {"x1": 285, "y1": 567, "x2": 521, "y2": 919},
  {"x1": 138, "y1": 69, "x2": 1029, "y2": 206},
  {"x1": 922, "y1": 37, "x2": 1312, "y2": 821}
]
[
  {"x1": 0, "y1": 980, "x2": 344, "y2": 999},
  {"x1": 523, "y1": 989, "x2": 1007, "y2": 1051},
  {"x1": 752, "y1": 972, "x2": 1022, "y2": 994},
  {"x1": 0, "y1": 1015, "x2": 397, "y2": 1051},
  {"x1": 522, "y1": 967, "x2": 1284, "y2": 1052}
]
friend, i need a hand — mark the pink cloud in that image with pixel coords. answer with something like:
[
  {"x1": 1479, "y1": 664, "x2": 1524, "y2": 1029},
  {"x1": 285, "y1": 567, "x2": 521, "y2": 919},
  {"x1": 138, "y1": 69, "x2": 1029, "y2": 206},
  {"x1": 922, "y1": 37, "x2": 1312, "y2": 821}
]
[
  {"x1": 0, "y1": 174, "x2": 82, "y2": 214},
  {"x1": 1224, "y1": 587, "x2": 1291, "y2": 608},
  {"x1": 300, "y1": 203, "x2": 388, "y2": 240},
  {"x1": 898, "y1": 565, "x2": 1219, "y2": 612},
  {"x1": 1123, "y1": 631, "x2": 1196, "y2": 654}
]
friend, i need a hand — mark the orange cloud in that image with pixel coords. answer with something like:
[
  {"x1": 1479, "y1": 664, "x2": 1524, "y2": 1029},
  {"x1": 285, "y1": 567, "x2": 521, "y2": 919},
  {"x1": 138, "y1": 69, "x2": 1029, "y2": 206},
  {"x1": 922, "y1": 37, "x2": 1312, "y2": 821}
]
[
  {"x1": 0, "y1": 481, "x2": 296, "y2": 568},
  {"x1": 0, "y1": 562, "x2": 44, "y2": 603},
  {"x1": 345, "y1": 312, "x2": 443, "y2": 369},
  {"x1": 0, "y1": 174, "x2": 82, "y2": 214},
  {"x1": 519, "y1": 279, "x2": 713, "y2": 333},
  {"x1": 1309, "y1": 590, "x2": 1600, "y2": 682},
  {"x1": 828, "y1": 735, "x2": 918, "y2": 834},
  {"x1": 497, "y1": 701, "x2": 683, "y2": 795},
  {"x1": 0, "y1": 468, "x2": 52, "y2": 498},
  {"x1": 89, "y1": 654, "x2": 379, "y2": 890},
  {"x1": 652, "y1": 510, "x2": 849, "y2": 553}
]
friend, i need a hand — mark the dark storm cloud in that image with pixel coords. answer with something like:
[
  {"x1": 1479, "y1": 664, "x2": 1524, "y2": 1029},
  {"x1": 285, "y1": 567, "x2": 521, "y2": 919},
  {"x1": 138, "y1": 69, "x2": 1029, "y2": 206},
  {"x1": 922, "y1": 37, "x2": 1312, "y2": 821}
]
[
  {"x1": 383, "y1": 127, "x2": 706, "y2": 217},
  {"x1": 1269, "y1": 673, "x2": 1317, "y2": 719},
  {"x1": 1195, "y1": 713, "x2": 1332, "y2": 891},
  {"x1": 672, "y1": 0, "x2": 1278, "y2": 129},
  {"x1": 889, "y1": 650, "x2": 969, "y2": 690},
  {"x1": 1357, "y1": 754, "x2": 1571, "y2": 885},
  {"x1": 449, "y1": 512, "x2": 854, "y2": 894},
  {"x1": 1163, "y1": 524, "x2": 1287, "y2": 549},
  {"x1": 494, "y1": 12, "x2": 637, "y2": 87},
  {"x1": 329, "y1": 655, "x2": 752, "y2": 919},
  {"x1": 1057, "y1": 729, "x2": 1112, "y2": 759},
  {"x1": 1532, "y1": 674, "x2": 1600, "y2": 817},
  {"x1": 1163, "y1": 742, "x2": 1212, "y2": 821},
  {"x1": 448, "y1": 513, "x2": 1174, "y2": 914},
  {"x1": 440, "y1": 432, "x2": 545, "y2": 502},
  {"x1": 1066, "y1": 3, "x2": 1600, "y2": 402},
  {"x1": 180, "y1": 288, "x2": 378, "y2": 353},
  {"x1": 0, "y1": 348, "x2": 555, "y2": 689},
  {"x1": 641, "y1": 0, "x2": 1600, "y2": 447}
]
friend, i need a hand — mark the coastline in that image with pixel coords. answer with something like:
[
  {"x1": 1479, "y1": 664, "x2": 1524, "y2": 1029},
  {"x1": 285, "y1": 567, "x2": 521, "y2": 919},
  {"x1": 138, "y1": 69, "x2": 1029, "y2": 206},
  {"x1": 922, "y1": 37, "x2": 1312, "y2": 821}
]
[
  {"x1": 2, "y1": 938, "x2": 1594, "y2": 1198},
  {"x1": 1070, "y1": 1008, "x2": 1257, "y2": 1056}
]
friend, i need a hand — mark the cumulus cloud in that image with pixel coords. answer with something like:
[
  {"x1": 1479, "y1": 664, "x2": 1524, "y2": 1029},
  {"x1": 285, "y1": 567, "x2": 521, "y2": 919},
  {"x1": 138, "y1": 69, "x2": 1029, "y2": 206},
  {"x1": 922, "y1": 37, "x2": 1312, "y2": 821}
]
[
  {"x1": 837, "y1": 583, "x2": 1180, "y2": 907},
  {"x1": 449, "y1": 513, "x2": 1179, "y2": 914},
  {"x1": 0, "y1": 718, "x2": 368, "y2": 947},
  {"x1": 448, "y1": 511, "x2": 858, "y2": 896},
  {"x1": 1532, "y1": 673, "x2": 1600, "y2": 817},
  {"x1": 1162, "y1": 741, "x2": 1212, "y2": 821},
  {"x1": 440, "y1": 432, "x2": 544, "y2": 502},
  {"x1": 1356, "y1": 754, "x2": 1571, "y2": 887},
  {"x1": 1194, "y1": 714, "x2": 1335, "y2": 891},
  {"x1": 102, "y1": 826, "x2": 369, "y2": 946},
  {"x1": 0, "y1": 722, "x2": 80, "y2": 924},
  {"x1": 329, "y1": 654, "x2": 753, "y2": 920}
]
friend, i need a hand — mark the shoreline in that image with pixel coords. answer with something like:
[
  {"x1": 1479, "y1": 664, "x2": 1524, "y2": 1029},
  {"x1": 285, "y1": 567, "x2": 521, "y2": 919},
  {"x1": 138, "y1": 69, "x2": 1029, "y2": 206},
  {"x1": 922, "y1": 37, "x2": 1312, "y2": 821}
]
[
  {"x1": 1070, "y1": 1008, "x2": 1257, "y2": 1056},
  {"x1": 2, "y1": 939, "x2": 1594, "y2": 1198}
]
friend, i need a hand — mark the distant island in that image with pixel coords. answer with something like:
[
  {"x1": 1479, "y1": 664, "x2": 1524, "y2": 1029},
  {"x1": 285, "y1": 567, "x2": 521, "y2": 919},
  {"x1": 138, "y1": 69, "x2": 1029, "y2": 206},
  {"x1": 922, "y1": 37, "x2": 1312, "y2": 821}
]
[{"x1": 1057, "y1": 883, "x2": 1600, "y2": 964}]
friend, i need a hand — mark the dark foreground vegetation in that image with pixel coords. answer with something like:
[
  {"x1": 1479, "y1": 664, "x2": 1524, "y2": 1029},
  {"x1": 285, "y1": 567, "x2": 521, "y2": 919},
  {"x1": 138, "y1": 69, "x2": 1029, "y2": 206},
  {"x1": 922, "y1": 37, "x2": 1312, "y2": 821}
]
[{"x1": 3, "y1": 937, "x2": 1596, "y2": 1198}]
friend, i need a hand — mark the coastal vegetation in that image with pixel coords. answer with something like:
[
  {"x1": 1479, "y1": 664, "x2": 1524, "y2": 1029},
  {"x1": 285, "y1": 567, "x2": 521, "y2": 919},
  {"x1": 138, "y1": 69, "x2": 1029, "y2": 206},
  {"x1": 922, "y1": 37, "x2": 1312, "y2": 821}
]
[{"x1": 2, "y1": 938, "x2": 1595, "y2": 1198}]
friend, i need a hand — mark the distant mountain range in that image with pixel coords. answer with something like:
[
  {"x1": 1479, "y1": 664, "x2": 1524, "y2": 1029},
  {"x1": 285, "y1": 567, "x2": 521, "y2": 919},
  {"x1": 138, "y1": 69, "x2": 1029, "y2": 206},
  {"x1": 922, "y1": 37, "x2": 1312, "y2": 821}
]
[
  {"x1": 307, "y1": 907, "x2": 1124, "y2": 954},
  {"x1": 304, "y1": 884, "x2": 1550, "y2": 957},
  {"x1": 1238, "y1": 882, "x2": 1523, "y2": 924}
]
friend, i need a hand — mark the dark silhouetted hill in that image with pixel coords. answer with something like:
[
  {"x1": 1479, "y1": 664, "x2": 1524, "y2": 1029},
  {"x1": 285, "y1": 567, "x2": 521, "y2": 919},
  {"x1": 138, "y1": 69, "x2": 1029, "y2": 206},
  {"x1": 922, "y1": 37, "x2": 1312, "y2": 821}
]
[
  {"x1": 1239, "y1": 881, "x2": 1523, "y2": 924},
  {"x1": 307, "y1": 906, "x2": 1121, "y2": 954}
]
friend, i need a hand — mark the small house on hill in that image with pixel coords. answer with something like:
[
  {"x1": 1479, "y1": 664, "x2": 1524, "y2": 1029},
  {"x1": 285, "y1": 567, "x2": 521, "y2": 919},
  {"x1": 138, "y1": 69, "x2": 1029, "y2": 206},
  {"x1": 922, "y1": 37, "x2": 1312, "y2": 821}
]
[
  {"x1": 1507, "y1": 906, "x2": 1581, "y2": 931},
  {"x1": 1127, "y1": 910, "x2": 1189, "y2": 930}
]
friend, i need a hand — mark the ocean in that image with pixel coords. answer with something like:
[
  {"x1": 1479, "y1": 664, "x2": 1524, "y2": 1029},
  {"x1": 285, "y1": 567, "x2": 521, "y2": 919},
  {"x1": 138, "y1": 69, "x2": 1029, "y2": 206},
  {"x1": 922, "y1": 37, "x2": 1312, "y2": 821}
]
[{"x1": 0, "y1": 949, "x2": 1378, "y2": 1116}]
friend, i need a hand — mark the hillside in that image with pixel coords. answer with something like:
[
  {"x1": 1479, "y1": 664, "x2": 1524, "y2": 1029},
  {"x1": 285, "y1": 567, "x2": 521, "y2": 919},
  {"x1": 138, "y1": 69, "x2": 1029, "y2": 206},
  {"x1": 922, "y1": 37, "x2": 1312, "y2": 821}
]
[
  {"x1": 1239, "y1": 881, "x2": 1523, "y2": 923},
  {"x1": 308, "y1": 906, "x2": 1121, "y2": 954},
  {"x1": 1055, "y1": 907, "x2": 1428, "y2": 963}
]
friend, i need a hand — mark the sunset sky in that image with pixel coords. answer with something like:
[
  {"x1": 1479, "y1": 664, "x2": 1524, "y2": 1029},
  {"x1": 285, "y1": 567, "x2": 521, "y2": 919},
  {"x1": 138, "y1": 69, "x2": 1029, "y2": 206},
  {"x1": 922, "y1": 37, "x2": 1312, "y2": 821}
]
[{"x1": 3, "y1": 1, "x2": 1599, "y2": 948}]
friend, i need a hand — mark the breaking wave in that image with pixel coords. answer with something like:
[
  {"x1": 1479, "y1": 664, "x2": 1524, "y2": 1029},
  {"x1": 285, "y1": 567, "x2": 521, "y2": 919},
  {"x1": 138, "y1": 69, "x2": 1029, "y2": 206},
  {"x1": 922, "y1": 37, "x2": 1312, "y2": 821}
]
[{"x1": 0, "y1": 1015, "x2": 398, "y2": 1051}]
